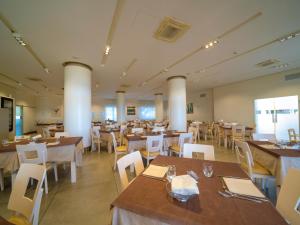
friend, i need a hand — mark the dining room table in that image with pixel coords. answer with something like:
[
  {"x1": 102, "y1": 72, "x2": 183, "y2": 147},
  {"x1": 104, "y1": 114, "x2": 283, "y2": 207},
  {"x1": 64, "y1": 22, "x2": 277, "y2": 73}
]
[
  {"x1": 247, "y1": 140, "x2": 300, "y2": 186},
  {"x1": 0, "y1": 137, "x2": 84, "y2": 183},
  {"x1": 220, "y1": 125, "x2": 254, "y2": 148},
  {"x1": 111, "y1": 155, "x2": 288, "y2": 225},
  {"x1": 99, "y1": 129, "x2": 120, "y2": 153},
  {"x1": 0, "y1": 216, "x2": 13, "y2": 225}
]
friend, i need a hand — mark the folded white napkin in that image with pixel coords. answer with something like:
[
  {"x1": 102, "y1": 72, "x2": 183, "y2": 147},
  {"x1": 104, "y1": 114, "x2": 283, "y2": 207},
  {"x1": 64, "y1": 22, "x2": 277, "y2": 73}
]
[{"x1": 171, "y1": 175, "x2": 199, "y2": 195}]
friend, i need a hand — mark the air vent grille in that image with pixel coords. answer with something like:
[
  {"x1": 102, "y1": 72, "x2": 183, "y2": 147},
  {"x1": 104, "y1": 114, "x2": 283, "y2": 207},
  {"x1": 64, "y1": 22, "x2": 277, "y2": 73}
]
[
  {"x1": 285, "y1": 73, "x2": 300, "y2": 81},
  {"x1": 256, "y1": 59, "x2": 279, "y2": 67},
  {"x1": 154, "y1": 17, "x2": 190, "y2": 43}
]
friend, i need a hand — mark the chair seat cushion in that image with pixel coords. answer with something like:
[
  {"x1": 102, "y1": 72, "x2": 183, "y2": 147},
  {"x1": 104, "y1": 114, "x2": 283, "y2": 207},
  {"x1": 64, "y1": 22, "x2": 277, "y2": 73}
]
[
  {"x1": 241, "y1": 161, "x2": 271, "y2": 176},
  {"x1": 169, "y1": 144, "x2": 180, "y2": 153},
  {"x1": 9, "y1": 215, "x2": 31, "y2": 225},
  {"x1": 116, "y1": 145, "x2": 127, "y2": 152},
  {"x1": 140, "y1": 149, "x2": 160, "y2": 158}
]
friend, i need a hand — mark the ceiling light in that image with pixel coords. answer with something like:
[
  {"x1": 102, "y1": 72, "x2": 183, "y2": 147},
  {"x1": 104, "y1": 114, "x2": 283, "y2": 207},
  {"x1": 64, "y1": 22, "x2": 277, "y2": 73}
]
[
  {"x1": 105, "y1": 45, "x2": 111, "y2": 55},
  {"x1": 278, "y1": 32, "x2": 300, "y2": 42},
  {"x1": 44, "y1": 67, "x2": 50, "y2": 74},
  {"x1": 205, "y1": 45, "x2": 209, "y2": 49},
  {"x1": 204, "y1": 39, "x2": 220, "y2": 49},
  {"x1": 12, "y1": 32, "x2": 27, "y2": 46}
]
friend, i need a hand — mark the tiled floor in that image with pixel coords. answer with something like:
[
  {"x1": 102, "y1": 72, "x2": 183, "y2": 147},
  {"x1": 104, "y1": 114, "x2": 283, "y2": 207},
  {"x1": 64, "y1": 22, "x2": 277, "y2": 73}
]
[{"x1": 0, "y1": 140, "x2": 239, "y2": 225}]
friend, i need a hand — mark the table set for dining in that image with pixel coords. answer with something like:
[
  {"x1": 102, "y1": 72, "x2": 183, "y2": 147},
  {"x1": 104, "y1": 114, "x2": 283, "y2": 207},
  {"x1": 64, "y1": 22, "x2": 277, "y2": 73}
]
[
  {"x1": 0, "y1": 136, "x2": 84, "y2": 183},
  {"x1": 112, "y1": 155, "x2": 288, "y2": 225}
]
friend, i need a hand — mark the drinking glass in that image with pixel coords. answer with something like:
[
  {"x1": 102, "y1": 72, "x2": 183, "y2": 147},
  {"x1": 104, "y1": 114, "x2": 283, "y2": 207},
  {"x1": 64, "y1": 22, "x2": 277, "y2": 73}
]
[
  {"x1": 203, "y1": 163, "x2": 214, "y2": 178},
  {"x1": 167, "y1": 165, "x2": 176, "y2": 182}
]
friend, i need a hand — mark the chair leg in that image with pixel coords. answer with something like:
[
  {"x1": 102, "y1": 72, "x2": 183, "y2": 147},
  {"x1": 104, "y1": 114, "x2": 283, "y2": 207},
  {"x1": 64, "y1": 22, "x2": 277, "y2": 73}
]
[
  {"x1": 0, "y1": 169, "x2": 4, "y2": 191},
  {"x1": 114, "y1": 153, "x2": 117, "y2": 170},
  {"x1": 53, "y1": 163, "x2": 58, "y2": 182},
  {"x1": 147, "y1": 158, "x2": 149, "y2": 166},
  {"x1": 44, "y1": 173, "x2": 49, "y2": 194}
]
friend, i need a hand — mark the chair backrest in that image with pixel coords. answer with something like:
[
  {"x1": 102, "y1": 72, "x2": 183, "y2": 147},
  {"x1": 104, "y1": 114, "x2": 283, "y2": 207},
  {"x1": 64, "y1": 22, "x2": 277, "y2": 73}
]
[
  {"x1": 232, "y1": 125, "x2": 245, "y2": 138},
  {"x1": 188, "y1": 126, "x2": 198, "y2": 143},
  {"x1": 8, "y1": 163, "x2": 46, "y2": 225},
  {"x1": 31, "y1": 134, "x2": 42, "y2": 141},
  {"x1": 41, "y1": 127, "x2": 50, "y2": 138},
  {"x1": 178, "y1": 133, "x2": 193, "y2": 150},
  {"x1": 234, "y1": 140, "x2": 254, "y2": 178},
  {"x1": 131, "y1": 127, "x2": 144, "y2": 134},
  {"x1": 288, "y1": 128, "x2": 298, "y2": 142},
  {"x1": 54, "y1": 132, "x2": 69, "y2": 138},
  {"x1": 152, "y1": 126, "x2": 165, "y2": 133},
  {"x1": 183, "y1": 143, "x2": 215, "y2": 160},
  {"x1": 146, "y1": 135, "x2": 164, "y2": 154},
  {"x1": 111, "y1": 132, "x2": 118, "y2": 152},
  {"x1": 276, "y1": 168, "x2": 300, "y2": 225},
  {"x1": 117, "y1": 151, "x2": 144, "y2": 190},
  {"x1": 16, "y1": 143, "x2": 47, "y2": 166},
  {"x1": 15, "y1": 135, "x2": 31, "y2": 141},
  {"x1": 91, "y1": 126, "x2": 100, "y2": 138},
  {"x1": 252, "y1": 133, "x2": 276, "y2": 143}
]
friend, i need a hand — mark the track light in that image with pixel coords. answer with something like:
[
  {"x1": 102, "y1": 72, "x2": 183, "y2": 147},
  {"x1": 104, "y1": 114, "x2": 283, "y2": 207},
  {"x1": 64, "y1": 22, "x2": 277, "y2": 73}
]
[{"x1": 12, "y1": 32, "x2": 27, "y2": 46}]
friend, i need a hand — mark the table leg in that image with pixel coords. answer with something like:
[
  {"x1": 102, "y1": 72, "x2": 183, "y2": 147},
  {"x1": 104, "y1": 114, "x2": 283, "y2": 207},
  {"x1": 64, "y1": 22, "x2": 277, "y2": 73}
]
[
  {"x1": 224, "y1": 136, "x2": 227, "y2": 148},
  {"x1": 71, "y1": 161, "x2": 76, "y2": 183}
]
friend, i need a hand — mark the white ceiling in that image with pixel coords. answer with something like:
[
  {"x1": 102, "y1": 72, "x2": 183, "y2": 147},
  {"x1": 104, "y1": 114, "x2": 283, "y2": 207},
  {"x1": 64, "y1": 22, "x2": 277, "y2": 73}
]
[{"x1": 0, "y1": 0, "x2": 300, "y2": 100}]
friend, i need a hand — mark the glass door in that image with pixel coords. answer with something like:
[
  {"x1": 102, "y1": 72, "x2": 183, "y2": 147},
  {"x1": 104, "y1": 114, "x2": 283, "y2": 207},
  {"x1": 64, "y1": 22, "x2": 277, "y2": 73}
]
[
  {"x1": 254, "y1": 95, "x2": 299, "y2": 141},
  {"x1": 16, "y1": 105, "x2": 23, "y2": 136}
]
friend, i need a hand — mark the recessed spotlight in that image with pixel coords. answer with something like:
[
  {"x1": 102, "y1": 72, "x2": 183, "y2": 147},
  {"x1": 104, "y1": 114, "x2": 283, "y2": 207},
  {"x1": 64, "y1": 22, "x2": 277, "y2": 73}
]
[
  {"x1": 105, "y1": 45, "x2": 111, "y2": 55},
  {"x1": 12, "y1": 32, "x2": 27, "y2": 46},
  {"x1": 204, "y1": 39, "x2": 220, "y2": 49},
  {"x1": 44, "y1": 68, "x2": 50, "y2": 74},
  {"x1": 205, "y1": 45, "x2": 209, "y2": 49}
]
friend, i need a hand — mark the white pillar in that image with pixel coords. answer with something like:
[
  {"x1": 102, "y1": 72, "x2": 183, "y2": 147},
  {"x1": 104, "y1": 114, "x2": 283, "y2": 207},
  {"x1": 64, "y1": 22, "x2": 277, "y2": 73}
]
[
  {"x1": 155, "y1": 93, "x2": 164, "y2": 122},
  {"x1": 116, "y1": 91, "x2": 125, "y2": 124},
  {"x1": 167, "y1": 76, "x2": 187, "y2": 131},
  {"x1": 63, "y1": 62, "x2": 92, "y2": 148}
]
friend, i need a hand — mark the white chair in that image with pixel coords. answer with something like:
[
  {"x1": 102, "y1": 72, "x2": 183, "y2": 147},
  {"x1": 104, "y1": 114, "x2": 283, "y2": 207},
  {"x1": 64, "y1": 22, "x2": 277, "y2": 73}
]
[
  {"x1": 131, "y1": 127, "x2": 144, "y2": 134},
  {"x1": 188, "y1": 126, "x2": 200, "y2": 143},
  {"x1": 140, "y1": 135, "x2": 164, "y2": 166},
  {"x1": 41, "y1": 127, "x2": 50, "y2": 138},
  {"x1": 54, "y1": 132, "x2": 69, "y2": 138},
  {"x1": 234, "y1": 140, "x2": 274, "y2": 190},
  {"x1": 31, "y1": 134, "x2": 42, "y2": 141},
  {"x1": 276, "y1": 168, "x2": 300, "y2": 225},
  {"x1": 117, "y1": 151, "x2": 144, "y2": 190},
  {"x1": 288, "y1": 128, "x2": 300, "y2": 143},
  {"x1": 91, "y1": 127, "x2": 101, "y2": 152},
  {"x1": 111, "y1": 132, "x2": 128, "y2": 170},
  {"x1": 183, "y1": 143, "x2": 215, "y2": 160},
  {"x1": 169, "y1": 133, "x2": 193, "y2": 157},
  {"x1": 252, "y1": 133, "x2": 277, "y2": 143},
  {"x1": 16, "y1": 142, "x2": 58, "y2": 194},
  {"x1": 8, "y1": 163, "x2": 46, "y2": 225}
]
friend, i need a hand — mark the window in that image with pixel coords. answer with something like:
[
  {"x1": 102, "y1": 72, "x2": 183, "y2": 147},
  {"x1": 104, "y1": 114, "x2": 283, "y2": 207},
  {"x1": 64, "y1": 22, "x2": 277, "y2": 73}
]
[
  {"x1": 139, "y1": 105, "x2": 155, "y2": 120},
  {"x1": 105, "y1": 105, "x2": 117, "y2": 121}
]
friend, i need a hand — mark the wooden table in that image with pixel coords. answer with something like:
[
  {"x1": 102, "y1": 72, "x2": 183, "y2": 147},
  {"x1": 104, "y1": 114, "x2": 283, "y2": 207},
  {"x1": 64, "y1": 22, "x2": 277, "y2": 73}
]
[
  {"x1": 99, "y1": 129, "x2": 120, "y2": 153},
  {"x1": 112, "y1": 156, "x2": 287, "y2": 225},
  {"x1": 0, "y1": 216, "x2": 13, "y2": 225},
  {"x1": 0, "y1": 137, "x2": 83, "y2": 183},
  {"x1": 248, "y1": 141, "x2": 300, "y2": 185}
]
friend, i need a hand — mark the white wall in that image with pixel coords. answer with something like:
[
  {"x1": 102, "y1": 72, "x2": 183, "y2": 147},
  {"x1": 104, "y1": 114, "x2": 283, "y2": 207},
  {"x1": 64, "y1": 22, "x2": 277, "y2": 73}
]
[
  {"x1": 213, "y1": 68, "x2": 300, "y2": 126},
  {"x1": 36, "y1": 95, "x2": 64, "y2": 123},
  {"x1": 186, "y1": 89, "x2": 213, "y2": 122}
]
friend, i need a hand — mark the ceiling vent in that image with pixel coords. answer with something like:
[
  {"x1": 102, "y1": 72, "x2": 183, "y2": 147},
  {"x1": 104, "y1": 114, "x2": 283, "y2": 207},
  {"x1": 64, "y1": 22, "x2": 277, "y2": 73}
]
[
  {"x1": 154, "y1": 17, "x2": 190, "y2": 43},
  {"x1": 200, "y1": 93, "x2": 207, "y2": 98},
  {"x1": 285, "y1": 73, "x2": 300, "y2": 81},
  {"x1": 26, "y1": 77, "x2": 43, "y2": 82},
  {"x1": 256, "y1": 59, "x2": 279, "y2": 67}
]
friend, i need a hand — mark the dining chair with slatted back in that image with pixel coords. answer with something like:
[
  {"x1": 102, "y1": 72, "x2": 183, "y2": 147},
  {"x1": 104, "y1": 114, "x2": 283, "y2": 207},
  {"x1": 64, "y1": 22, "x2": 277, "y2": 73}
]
[
  {"x1": 252, "y1": 133, "x2": 277, "y2": 143},
  {"x1": 234, "y1": 140, "x2": 274, "y2": 191},
  {"x1": 170, "y1": 132, "x2": 193, "y2": 157},
  {"x1": 231, "y1": 125, "x2": 245, "y2": 150},
  {"x1": 31, "y1": 134, "x2": 42, "y2": 141},
  {"x1": 117, "y1": 151, "x2": 144, "y2": 190},
  {"x1": 276, "y1": 168, "x2": 300, "y2": 225},
  {"x1": 140, "y1": 135, "x2": 164, "y2": 166},
  {"x1": 16, "y1": 142, "x2": 58, "y2": 194},
  {"x1": 188, "y1": 126, "x2": 199, "y2": 143},
  {"x1": 54, "y1": 132, "x2": 69, "y2": 138},
  {"x1": 91, "y1": 127, "x2": 101, "y2": 152},
  {"x1": 111, "y1": 132, "x2": 128, "y2": 170},
  {"x1": 287, "y1": 128, "x2": 300, "y2": 143},
  {"x1": 217, "y1": 125, "x2": 225, "y2": 146},
  {"x1": 183, "y1": 143, "x2": 215, "y2": 160},
  {"x1": 8, "y1": 163, "x2": 46, "y2": 225}
]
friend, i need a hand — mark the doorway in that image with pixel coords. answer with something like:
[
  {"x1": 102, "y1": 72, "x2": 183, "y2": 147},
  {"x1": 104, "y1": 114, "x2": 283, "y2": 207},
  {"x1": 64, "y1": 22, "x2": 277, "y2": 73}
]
[
  {"x1": 254, "y1": 95, "x2": 299, "y2": 141},
  {"x1": 16, "y1": 105, "x2": 23, "y2": 136}
]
